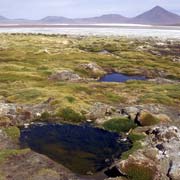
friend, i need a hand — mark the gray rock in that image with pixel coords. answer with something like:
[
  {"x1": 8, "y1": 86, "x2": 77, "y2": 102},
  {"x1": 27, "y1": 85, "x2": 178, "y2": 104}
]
[
  {"x1": 124, "y1": 104, "x2": 179, "y2": 126},
  {"x1": 86, "y1": 102, "x2": 115, "y2": 120},
  {"x1": 148, "y1": 78, "x2": 179, "y2": 84},
  {"x1": 172, "y1": 57, "x2": 180, "y2": 63},
  {"x1": 0, "y1": 103, "x2": 17, "y2": 116},
  {"x1": 116, "y1": 125, "x2": 180, "y2": 180},
  {"x1": 169, "y1": 165, "x2": 180, "y2": 180},
  {"x1": 0, "y1": 101, "x2": 54, "y2": 126},
  {"x1": 79, "y1": 62, "x2": 105, "y2": 75},
  {"x1": 148, "y1": 126, "x2": 180, "y2": 180},
  {"x1": 0, "y1": 150, "x2": 79, "y2": 180},
  {"x1": 98, "y1": 50, "x2": 111, "y2": 55},
  {"x1": 0, "y1": 129, "x2": 19, "y2": 149},
  {"x1": 49, "y1": 70, "x2": 81, "y2": 82},
  {"x1": 123, "y1": 106, "x2": 140, "y2": 120}
]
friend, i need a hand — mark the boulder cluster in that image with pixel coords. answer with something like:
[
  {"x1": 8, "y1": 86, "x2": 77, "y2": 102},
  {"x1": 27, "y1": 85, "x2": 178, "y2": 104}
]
[{"x1": 115, "y1": 126, "x2": 180, "y2": 180}]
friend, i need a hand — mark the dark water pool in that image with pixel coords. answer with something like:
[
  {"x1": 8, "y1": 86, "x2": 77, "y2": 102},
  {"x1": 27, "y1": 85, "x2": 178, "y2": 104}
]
[
  {"x1": 99, "y1": 73, "x2": 146, "y2": 82},
  {"x1": 20, "y1": 123, "x2": 131, "y2": 176}
]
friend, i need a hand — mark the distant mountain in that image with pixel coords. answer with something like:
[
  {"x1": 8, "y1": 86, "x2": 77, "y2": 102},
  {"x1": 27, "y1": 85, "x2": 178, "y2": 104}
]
[
  {"x1": 38, "y1": 7, "x2": 180, "y2": 25},
  {"x1": 0, "y1": 6, "x2": 180, "y2": 25},
  {"x1": 130, "y1": 6, "x2": 180, "y2": 25},
  {"x1": 39, "y1": 14, "x2": 128, "y2": 24},
  {"x1": 0, "y1": 15, "x2": 8, "y2": 21},
  {"x1": 41, "y1": 16, "x2": 74, "y2": 24},
  {"x1": 74, "y1": 14, "x2": 129, "y2": 24}
]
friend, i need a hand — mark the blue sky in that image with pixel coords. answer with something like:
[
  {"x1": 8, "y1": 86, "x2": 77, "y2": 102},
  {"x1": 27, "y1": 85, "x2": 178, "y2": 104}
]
[{"x1": 0, "y1": 0, "x2": 180, "y2": 19}]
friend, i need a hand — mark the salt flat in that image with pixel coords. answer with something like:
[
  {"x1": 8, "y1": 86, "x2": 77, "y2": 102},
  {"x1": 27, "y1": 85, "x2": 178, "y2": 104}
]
[{"x1": 0, "y1": 24, "x2": 180, "y2": 39}]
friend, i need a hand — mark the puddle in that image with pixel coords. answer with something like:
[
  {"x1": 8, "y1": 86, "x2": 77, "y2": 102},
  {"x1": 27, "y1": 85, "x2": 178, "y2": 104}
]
[
  {"x1": 20, "y1": 123, "x2": 131, "y2": 177},
  {"x1": 99, "y1": 73, "x2": 146, "y2": 82}
]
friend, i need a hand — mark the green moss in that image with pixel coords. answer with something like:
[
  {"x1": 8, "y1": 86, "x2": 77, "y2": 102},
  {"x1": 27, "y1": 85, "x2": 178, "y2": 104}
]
[
  {"x1": 56, "y1": 107, "x2": 86, "y2": 123},
  {"x1": 121, "y1": 133, "x2": 145, "y2": 160},
  {"x1": 103, "y1": 117, "x2": 137, "y2": 133},
  {"x1": 121, "y1": 141, "x2": 142, "y2": 160},
  {"x1": 128, "y1": 133, "x2": 146, "y2": 142},
  {"x1": 40, "y1": 111, "x2": 51, "y2": 120},
  {"x1": 65, "y1": 96, "x2": 76, "y2": 103}
]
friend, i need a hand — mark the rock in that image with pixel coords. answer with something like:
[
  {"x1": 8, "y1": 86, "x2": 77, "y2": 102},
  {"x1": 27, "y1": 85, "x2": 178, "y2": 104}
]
[
  {"x1": 0, "y1": 129, "x2": 19, "y2": 149},
  {"x1": 143, "y1": 147, "x2": 159, "y2": 160},
  {"x1": 122, "y1": 106, "x2": 165, "y2": 126},
  {"x1": 98, "y1": 50, "x2": 111, "y2": 55},
  {"x1": 121, "y1": 104, "x2": 174, "y2": 127},
  {"x1": 0, "y1": 150, "x2": 79, "y2": 180},
  {"x1": 148, "y1": 78, "x2": 179, "y2": 84},
  {"x1": 0, "y1": 102, "x2": 54, "y2": 126},
  {"x1": 118, "y1": 151, "x2": 165, "y2": 180},
  {"x1": 155, "y1": 114, "x2": 171, "y2": 123},
  {"x1": 140, "y1": 68, "x2": 166, "y2": 78},
  {"x1": 136, "y1": 110, "x2": 161, "y2": 126},
  {"x1": 35, "y1": 48, "x2": 51, "y2": 55},
  {"x1": 105, "y1": 178, "x2": 127, "y2": 180},
  {"x1": 169, "y1": 166, "x2": 180, "y2": 180},
  {"x1": 172, "y1": 57, "x2": 180, "y2": 63},
  {"x1": 31, "y1": 169, "x2": 60, "y2": 180},
  {"x1": 62, "y1": 40, "x2": 70, "y2": 45},
  {"x1": 105, "y1": 166, "x2": 126, "y2": 179},
  {"x1": 79, "y1": 62, "x2": 106, "y2": 75},
  {"x1": 132, "y1": 104, "x2": 178, "y2": 126},
  {"x1": 86, "y1": 102, "x2": 115, "y2": 120},
  {"x1": 147, "y1": 126, "x2": 180, "y2": 180},
  {"x1": 136, "y1": 45, "x2": 153, "y2": 51},
  {"x1": 149, "y1": 126, "x2": 180, "y2": 142},
  {"x1": 150, "y1": 50, "x2": 161, "y2": 56},
  {"x1": 0, "y1": 129, "x2": 10, "y2": 149},
  {"x1": 114, "y1": 125, "x2": 180, "y2": 180},
  {"x1": 122, "y1": 107, "x2": 140, "y2": 121},
  {"x1": 155, "y1": 42, "x2": 167, "y2": 46},
  {"x1": 48, "y1": 70, "x2": 81, "y2": 82},
  {"x1": 0, "y1": 103, "x2": 17, "y2": 116}
]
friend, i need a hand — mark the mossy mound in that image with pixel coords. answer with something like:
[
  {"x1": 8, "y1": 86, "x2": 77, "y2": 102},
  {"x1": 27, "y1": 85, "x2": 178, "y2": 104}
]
[
  {"x1": 103, "y1": 117, "x2": 137, "y2": 133},
  {"x1": 139, "y1": 111, "x2": 160, "y2": 126},
  {"x1": 56, "y1": 107, "x2": 86, "y2": 123},
  {"x1": 125, "y1": 163, "x2": 156, "y2": 180}
]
